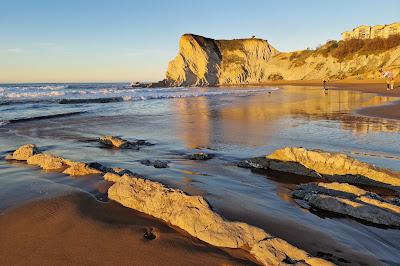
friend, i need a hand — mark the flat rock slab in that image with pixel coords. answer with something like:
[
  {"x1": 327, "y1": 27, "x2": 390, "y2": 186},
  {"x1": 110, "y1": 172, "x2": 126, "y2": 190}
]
[
  {"x1": 292, "y1": 182, "x2": 400, "y2": 227},
  {"x1": 239, "y1": 147, "x2": 400, "y2": 192},
  {"x1": 105, "y1": 173, "x2": 333, "y2": 266}
]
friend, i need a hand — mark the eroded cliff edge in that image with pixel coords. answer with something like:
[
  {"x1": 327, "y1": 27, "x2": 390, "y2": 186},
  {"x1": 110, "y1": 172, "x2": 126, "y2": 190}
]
[
  {"x1": 165, "y1": 34, "x2": 279, "y2": 86},
  {"x1": 162, "y1": 34, "x2": 400, "y2": 86}
]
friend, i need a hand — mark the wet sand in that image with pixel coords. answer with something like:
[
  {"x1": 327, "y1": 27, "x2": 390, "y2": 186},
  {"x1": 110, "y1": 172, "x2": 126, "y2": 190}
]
[
  {"x1": 0, "y1": 191, "x2": 255, "y2": 266},
  {"x1": 229, "y1": 79, "x2": 400, "y2": 120}
]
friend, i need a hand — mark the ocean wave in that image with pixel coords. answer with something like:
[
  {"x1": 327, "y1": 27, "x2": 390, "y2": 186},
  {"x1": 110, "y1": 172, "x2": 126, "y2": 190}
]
[
  {"x1": 0, "y1": 120, "x2": 10, "y2": 127},
  {"x1": 7, "y1": 112, "x2": 86, "y2": 124},
  {"x1": 0, "y1": 85, "x2": 67, "y2": 91},
  {"x1": 0, "y1": 85, "x2": 279, "y2": 105},
  {"x1": 59, "y1": 97, "x2": 124, "y2": 104},
  {"x1": 3, "y1": 91, "x2": 66, "y2": 99}
]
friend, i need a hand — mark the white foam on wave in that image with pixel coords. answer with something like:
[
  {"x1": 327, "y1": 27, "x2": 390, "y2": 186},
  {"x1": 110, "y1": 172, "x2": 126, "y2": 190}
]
[
  {"x1": 0, "y1": 120, "x2": 10, "y2": 127},
  {"x1": 0, "y1": 85, "x2": 279, "y2": 103},
  {"x1": 4, "y1": 91, "x2": 65, "y2": 99}
]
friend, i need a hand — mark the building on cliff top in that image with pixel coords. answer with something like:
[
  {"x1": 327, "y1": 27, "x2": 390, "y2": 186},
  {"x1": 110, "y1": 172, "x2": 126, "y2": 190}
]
[{"x1": 342, "y1": 22, "x2": 400, "y2": 40}]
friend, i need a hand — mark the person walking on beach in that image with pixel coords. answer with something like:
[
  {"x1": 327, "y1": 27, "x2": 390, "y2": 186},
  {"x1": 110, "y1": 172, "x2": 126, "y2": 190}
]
[
  {"x1": 381, "y1": 70, "x2": 394, "y2": 90},
  {"x1": 323, "y1": 79, "x2": 328, "y2": 93}
]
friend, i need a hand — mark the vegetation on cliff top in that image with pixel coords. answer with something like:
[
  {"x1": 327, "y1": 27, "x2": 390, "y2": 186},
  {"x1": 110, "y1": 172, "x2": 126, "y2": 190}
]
[{"x1": 288, "y1": 34, "x2": 400, "y2": 63}]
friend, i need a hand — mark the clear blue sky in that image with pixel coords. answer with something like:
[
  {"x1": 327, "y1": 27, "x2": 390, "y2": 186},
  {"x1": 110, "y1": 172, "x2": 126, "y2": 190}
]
[{"x1": 1, "y1": 0, "x2": 399, "y2": 83}]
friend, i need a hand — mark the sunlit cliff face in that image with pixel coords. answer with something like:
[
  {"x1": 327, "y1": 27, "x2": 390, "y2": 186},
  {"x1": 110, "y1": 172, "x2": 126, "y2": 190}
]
[{"x1": 172, "y1": 86, "x2": 400, "y2": 149}]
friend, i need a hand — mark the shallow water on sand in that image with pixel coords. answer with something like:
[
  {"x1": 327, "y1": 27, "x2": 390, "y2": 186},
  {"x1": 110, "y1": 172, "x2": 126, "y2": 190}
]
[{"x1": 1, "y1": 84, "x2": 399, "y2": 264}]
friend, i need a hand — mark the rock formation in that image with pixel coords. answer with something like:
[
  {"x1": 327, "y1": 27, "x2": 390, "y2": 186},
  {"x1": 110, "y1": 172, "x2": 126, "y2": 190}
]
[
  {"x1": 3, "y1": 144, "x2": 335, "y2": 265},
  {"x1": 105, "y1": 172, "x2": 333, "y2": 266},
  {"x1": 162, "y1": 33, "x2": 400, "y2": 86},
  {"x1": 239, "y1": 147, "x2": 400, "y2": 191},
  {"x1": 27, "y1": 153, "x2": 68, "y2": 170},
  {"x1": 5, "y1": 144, "x2": 39, "y2": 161},
  {"x1": 99, "y1": 136, "x2": 132, "y2": 148},
  {"x1": 165, "y1": 34, "x2": 279, "y2": 86},
  {"x1": 292, "y1": 182, "x2": 400, "y2": 226},
  {"x1": 98, "y1": 136, "x2": 152, "y2": 149},
  {"x1": 140, "y1": 159, "x2": 169, "y2": 168},
  {"x1": 187, "y1": 152, "x2": 214, "y2": 160},
  {"x1": 6, "y1": 145, "x2": 108, "y2": 176}
]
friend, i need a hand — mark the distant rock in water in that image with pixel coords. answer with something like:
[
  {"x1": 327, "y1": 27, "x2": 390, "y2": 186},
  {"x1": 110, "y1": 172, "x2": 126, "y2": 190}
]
[
  {"x1": 239, "y1": 147, "x2": 400, "y2": 191},
  {"x1": 140, "y1": 159, "x2": 169, "y2": 168},
  {"x1": 187, "y1": 152, "x2": 214, "y2": 160},
  {"x1": 99, "y1": 136, "x2": 132, "y2": 149},
  {"x1": 98, "y1": 136, "x2": 153, "y2": 149}
]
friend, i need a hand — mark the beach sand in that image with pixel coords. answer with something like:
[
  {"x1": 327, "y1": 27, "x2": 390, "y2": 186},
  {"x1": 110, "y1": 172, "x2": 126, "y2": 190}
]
[
  {"x1": 0, "y1": 191, "x2": 255, "y2": 266},
  {"x1": 238, "y1": 80, "x2": 400, "y2": 120}
]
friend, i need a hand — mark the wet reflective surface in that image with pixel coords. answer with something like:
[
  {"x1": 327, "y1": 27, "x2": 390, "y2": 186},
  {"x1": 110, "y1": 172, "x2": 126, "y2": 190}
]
[{"x1": 0, "y1": 85, "x2": 399, "y2": 264}]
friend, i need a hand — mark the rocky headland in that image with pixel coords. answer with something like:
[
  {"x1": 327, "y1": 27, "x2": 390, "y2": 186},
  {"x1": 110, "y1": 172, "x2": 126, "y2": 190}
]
[{"x1": 155, "y1": 33, "x2": 400, "y2": 87}]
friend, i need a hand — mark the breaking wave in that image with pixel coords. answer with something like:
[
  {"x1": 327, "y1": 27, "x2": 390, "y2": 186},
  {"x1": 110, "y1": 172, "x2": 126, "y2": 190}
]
[
  {"x1": 0, "y1": 84, "x2": 279, "y2": 105},
  {"x1": 3, "y1": 112, "x2": 86, "y2": 125}
]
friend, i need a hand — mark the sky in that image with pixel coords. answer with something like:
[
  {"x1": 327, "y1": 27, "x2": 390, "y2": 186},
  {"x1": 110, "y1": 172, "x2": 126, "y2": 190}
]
[{"x1": 1, "y1": 0, "x2": 399, "y2": 83}]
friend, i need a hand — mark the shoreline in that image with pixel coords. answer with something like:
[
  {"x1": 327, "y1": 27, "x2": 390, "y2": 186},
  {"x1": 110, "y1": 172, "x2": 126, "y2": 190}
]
[
  {"x1": 0, "y1": 191, "x2": 255, "y2": 266},
  {"x1": 220, "y1": 80, "x2": 400, "y2": 120}
]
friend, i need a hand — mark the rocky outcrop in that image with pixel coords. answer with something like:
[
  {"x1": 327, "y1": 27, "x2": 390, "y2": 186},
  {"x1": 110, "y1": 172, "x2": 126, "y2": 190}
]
[
  {"x1": 27, "y1": 153, "x2": 68, "y2": 170},
  {"x1": 165, "y1": 34, "x2": 279, "y2": 86},
  {"x1": 105, "y1": 172, "x2": 333, "y2": 266},
  {"x1": 62, "y1": 162, "x2": 104, "y2": 176},
  {"x1": 6, "y1": 144, "x2": 108, "y2": 176},
  {"x1": 239, "y1": 147, "x2": 400, "y2": 191},
  {"x1": 98, "y1": 136, "x2": 153, "y2": 149},
  {"x1": 292, "y1": 182, "x2": 400, "y2": 226},
  {"x1": 5, "y1": 144, "x2": 39, "y2": 161},
  {"x1": 99, "y1": 136, "x2": 131, "y2": 148},
  {"x1": 140, "y1": 159, "x2": 169, "y2": 168},
  {"x1": 5, "y1": 144, "x2": 335, "y2": 265},
  {"x1": 187, "y1": 152, "x2": 214, "y2": 160},
  {"x1": 163, "y1": 34, "x2": 400, "y2": 86}
]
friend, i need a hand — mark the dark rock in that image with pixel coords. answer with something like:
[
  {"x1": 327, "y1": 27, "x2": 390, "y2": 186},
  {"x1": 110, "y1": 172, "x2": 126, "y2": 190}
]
[
  {"x1": 187, "y1": 152, "x2": 214, "y2": 161},
  {"x1": 140, "y1": 159, "x2": 169, "y2": 168}
]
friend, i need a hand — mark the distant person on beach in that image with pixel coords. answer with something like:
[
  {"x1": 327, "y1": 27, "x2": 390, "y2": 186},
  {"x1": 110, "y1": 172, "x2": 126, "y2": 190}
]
[
  {"x1": 323, "y1": 79, "x2": 328, "y2": 93},
  {"x1": 381, "y1": 70, "x2": 394, "y2": 90}
]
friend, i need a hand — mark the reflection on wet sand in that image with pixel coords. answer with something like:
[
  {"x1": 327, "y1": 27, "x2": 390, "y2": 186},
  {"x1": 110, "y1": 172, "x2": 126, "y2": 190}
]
[
  {"x1": 173, "y1": 86, "x2": 400, "y2": 148},
  {"x1": 173, "y1": 96, "x2": 211, "y2": 149}
]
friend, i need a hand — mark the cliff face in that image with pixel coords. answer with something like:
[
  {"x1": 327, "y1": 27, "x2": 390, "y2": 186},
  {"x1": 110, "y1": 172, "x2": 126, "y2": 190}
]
[
  {"x1": 164, "y1": 34, "x2": 400, "y2": 86},
  {"x1": 265, "y1": 46, "x2": 400, "y2": 81},
  {"x1": 165, "y1": 34, "x2": 279, "y2": 86}
]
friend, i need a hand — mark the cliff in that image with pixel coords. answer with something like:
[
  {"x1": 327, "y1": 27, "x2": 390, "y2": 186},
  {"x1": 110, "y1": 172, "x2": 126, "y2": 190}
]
[
  {"x1": 163, "y1": 34, "x2": 400, "y2": 86},
  {"x1": 165, "y1": 34, "x2": 279, "y2": 86}
]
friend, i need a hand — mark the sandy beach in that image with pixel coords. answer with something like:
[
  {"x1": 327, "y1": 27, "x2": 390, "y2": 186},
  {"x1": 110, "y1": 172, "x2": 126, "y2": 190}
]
[
  {"x1": 0, "y1": 191, "x2": 254, "y2": 266},
  {"x1": 222, "y1": 80, "x2": 400, "y2": 121}
]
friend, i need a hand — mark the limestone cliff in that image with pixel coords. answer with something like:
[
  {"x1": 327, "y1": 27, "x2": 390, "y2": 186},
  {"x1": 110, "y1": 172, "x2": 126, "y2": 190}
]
[
  {"x1": 163, "y1": 34, "x2": 400, "y2": 86},
  {"x1": 165, "y1": 34, "x2": 279, "y2": 86}
]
